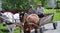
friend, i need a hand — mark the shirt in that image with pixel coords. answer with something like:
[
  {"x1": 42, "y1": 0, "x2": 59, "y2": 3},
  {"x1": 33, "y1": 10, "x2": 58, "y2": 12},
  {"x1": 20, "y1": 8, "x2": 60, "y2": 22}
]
[
  {"x1": 28, "y1": 9, "x2": 36, "y2": 15},
  {"x1": 36, "y1": 7, "x2": 45, "y2": 14}
]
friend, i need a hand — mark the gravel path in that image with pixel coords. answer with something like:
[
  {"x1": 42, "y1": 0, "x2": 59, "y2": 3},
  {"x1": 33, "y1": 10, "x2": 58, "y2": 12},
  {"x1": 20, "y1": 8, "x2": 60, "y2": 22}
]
[
  {"x1": 44, "y1": 21, "x2": 60, "y2": 33},
  {"x1": 31, "y1": 21, "x2": 60, "y2": 33}
]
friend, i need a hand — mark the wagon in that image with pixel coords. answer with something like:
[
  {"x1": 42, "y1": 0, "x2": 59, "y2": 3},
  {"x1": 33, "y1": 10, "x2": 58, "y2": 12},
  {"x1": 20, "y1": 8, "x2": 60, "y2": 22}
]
[
  {"x1": 37, "y1": 13, "x2": 57, "y2": 33},
  {"x1": 24, "y1": 13, "x2": 57, "y2": 33},
  {"x1": 39, "y1": 13, "x2": 54, "y2": 26}
]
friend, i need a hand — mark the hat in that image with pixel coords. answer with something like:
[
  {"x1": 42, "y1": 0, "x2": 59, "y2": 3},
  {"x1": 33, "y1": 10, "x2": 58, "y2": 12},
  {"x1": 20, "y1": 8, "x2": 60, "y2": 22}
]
[
  {"x1": 30, "y1": 5, "x2": 33, "y2": 7},
  {"x1": 38, "y1": 4, "x2": 42, "y2": 6},
  {"x1": 30, "y1": 5, "x2": 33, "y2": 6},
  {"x1": 29, "y1": 5, "x2": 33, "y2": 8}
]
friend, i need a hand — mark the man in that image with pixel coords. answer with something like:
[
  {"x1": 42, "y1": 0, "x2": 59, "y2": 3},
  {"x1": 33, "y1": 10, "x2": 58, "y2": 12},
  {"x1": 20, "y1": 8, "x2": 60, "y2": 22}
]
[
  {"x1": 28, "y1": 5, "x2": 36, "y2": 15},
  {"x1": 36, "y1": 4, "x2": 45, "y2": 18}
]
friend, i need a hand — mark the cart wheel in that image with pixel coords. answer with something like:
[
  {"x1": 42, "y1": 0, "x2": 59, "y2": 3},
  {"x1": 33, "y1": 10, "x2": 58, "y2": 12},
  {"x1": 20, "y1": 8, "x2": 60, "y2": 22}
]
[{"x1": 53, "y1": 23, "x2": 57, "y2": 29}]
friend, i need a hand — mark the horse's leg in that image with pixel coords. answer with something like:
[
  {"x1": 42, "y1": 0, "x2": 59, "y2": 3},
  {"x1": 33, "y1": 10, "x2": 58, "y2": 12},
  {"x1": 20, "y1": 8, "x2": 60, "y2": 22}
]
[
  {"x1": 11, "y1": 28, "x2": 14, "y2": 33},
  {"x1": 24, "y1": 26, "x2": 31, "y2": 33},
  {"x1": 7, "y1": 25, "x2": 15, "y2": 33},
  {"x1": 24, "y1": 28, "x2": 30, "y2": 33},
  {"x1": 11, "y1": 25, "x2": 16, "y2": 33},
  {"x1": 35, "y1": 29, "x2": 37, "y2": 33},
  {"x1": 20, "y1": 25, "x2": 24, "y2": 33},
  {"x1": 24, "y1": 26, "x2": 28, "y2": 33},
  {"x1": 24, "y1": 30, "x2": 30, "y2": 33},
  {"x1": 7, "y1": 25, "x2": 12, "y2": 33},
  {"x1": 26, "y1": 26, "x2": 31, "y2": 33},
  {"x1": 34, "y1": 25, "x2": 38, "y2": 33}
]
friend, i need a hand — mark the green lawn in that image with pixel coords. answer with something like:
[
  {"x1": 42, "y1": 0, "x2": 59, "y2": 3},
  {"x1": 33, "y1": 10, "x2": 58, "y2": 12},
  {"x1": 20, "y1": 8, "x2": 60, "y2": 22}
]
[{"x1": 45, "y1": 9, "x2": 60, "y2": 21}]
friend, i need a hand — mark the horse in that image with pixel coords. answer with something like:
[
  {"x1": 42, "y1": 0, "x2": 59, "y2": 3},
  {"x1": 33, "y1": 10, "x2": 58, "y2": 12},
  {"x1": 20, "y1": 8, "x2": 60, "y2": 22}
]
[
  {"x1": 13, "y1": 13, "x2": 24, "y2": 33},
  {"x1": 0, "y1": 12, "x2": 24, "y2": 33},
  {"x1": 1, "y1": 12, "x2": 16, "y2": 33},
  {"x1": 13, "y1": 13, "x2": 20, "y2": 23},
  {"x1": 19, "y1": 12, "x2": 40, "y2": 33}
]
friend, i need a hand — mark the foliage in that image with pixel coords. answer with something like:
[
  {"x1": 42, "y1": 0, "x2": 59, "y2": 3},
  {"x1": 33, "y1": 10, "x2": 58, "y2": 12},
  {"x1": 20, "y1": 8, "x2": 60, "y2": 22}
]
[
  {"x1": 40, "y1": 0, "x2": 49, "y2": 7},
  {"x1": 56, "y1": 0, "x2": 60, "y2": 8},
  {"x1": 45, "y1": 9, "x2": 60, "y2": 21},
  {"x1": 2, "y1": 0, "x2": 41, "y2": 10}
]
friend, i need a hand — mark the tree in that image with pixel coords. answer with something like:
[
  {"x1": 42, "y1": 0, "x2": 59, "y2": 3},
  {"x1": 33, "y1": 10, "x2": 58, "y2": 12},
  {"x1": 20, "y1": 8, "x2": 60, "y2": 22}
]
[{"x1": 2, "y1": 0, "x2": 41, "y2": 11}]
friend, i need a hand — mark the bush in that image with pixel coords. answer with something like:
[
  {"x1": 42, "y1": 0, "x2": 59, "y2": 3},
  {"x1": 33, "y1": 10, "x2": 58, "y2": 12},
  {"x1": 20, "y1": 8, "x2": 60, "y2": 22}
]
[{"x1": 2, "y1": 0, "x2": 41, "y2": 11}]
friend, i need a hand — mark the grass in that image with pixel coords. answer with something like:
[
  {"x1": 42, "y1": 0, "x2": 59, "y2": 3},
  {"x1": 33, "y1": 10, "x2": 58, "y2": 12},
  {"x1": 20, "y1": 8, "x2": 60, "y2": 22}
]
[
  {"x1": 45, "y1": 9, "x2": 60, "y2": 21},
  {"x1": 0, "y1": 9, "x2": 60, "y2": 33},
  {"x1": 0, "y1": 23, "x2": 20, "y2": 33}
]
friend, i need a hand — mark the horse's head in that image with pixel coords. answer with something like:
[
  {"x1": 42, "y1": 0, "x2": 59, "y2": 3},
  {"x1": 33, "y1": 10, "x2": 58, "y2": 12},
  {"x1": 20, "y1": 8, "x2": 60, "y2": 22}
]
[{"x1": 0, "y1": 11, "x2": 7, "y2": 22}]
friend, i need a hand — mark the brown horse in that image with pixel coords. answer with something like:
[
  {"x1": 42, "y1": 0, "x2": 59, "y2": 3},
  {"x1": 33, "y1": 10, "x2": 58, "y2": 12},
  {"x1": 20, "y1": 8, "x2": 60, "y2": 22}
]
[
  {"x1": 24, "y1": 14, "x2": 39, "y2": 33},
  {"x1": 21, "y1": 13, "x2": 40, "y2": 33}
]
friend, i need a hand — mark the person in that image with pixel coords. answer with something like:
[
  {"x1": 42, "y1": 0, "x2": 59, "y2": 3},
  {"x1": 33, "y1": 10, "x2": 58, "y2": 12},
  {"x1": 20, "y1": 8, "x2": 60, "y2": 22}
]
[
  {"x1": 28, "y1": 5, "x2": 36, "y2": 15},
  {"x1": 36, "y1": 4, "x2": 45, "y2": 18}
]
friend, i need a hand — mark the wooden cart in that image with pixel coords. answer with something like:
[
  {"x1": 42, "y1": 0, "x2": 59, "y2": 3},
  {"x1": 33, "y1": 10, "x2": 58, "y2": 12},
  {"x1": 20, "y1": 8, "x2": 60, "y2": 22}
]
[{"x1": 38, "y1": 13, "x2": 57, "y2": 33}]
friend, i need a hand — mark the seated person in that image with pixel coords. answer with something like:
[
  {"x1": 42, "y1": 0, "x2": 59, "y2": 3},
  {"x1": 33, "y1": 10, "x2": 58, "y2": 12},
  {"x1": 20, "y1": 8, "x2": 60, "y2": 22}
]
[
  {"x1": 36, "y1": 4, "x2": 45, "y2": 18},
  {"x1": 28, "y1": 5, "x2": 36, "y2": 15}
]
